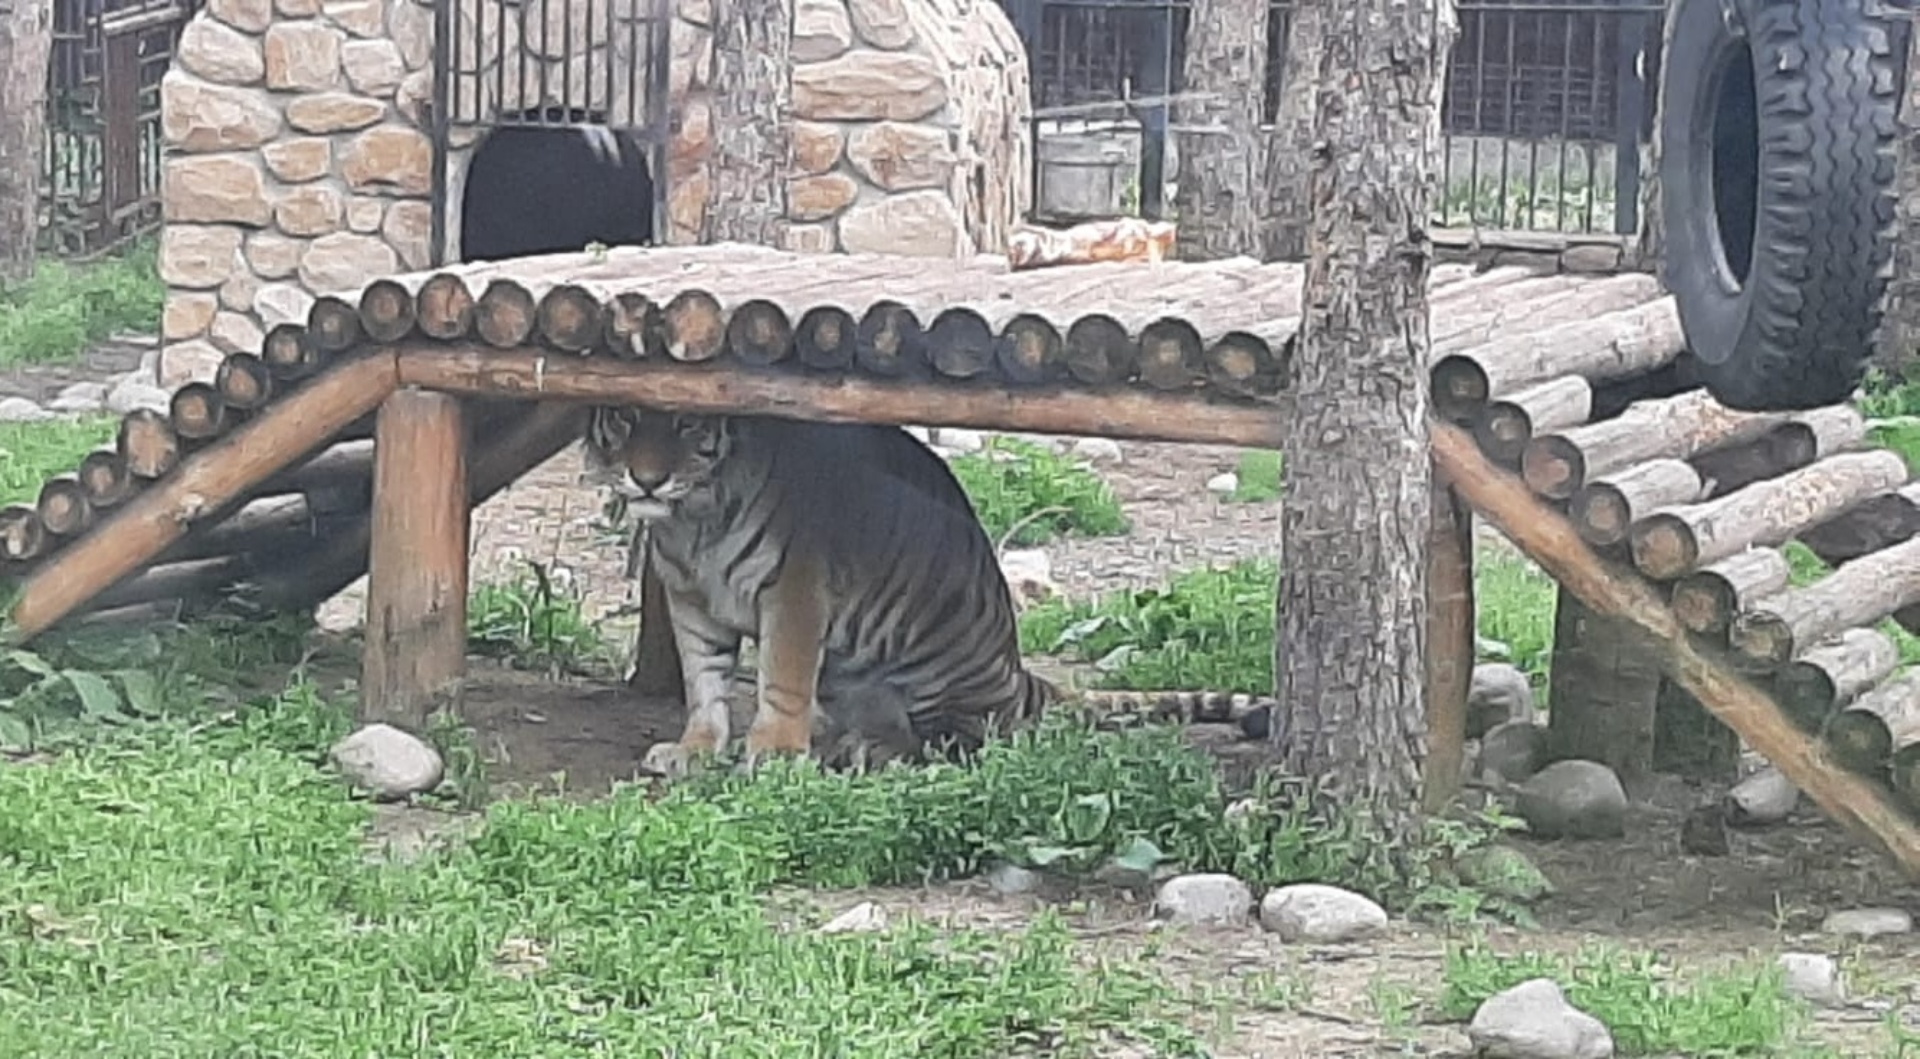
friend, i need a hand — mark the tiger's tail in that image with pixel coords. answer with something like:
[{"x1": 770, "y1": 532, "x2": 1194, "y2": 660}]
[{"x1": 1011, "y1": 672, "x2": 1275, "y2": 735}]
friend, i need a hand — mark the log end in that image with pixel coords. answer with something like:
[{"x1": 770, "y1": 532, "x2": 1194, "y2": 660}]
[
  {"x1": 1669, "y1": 576, "x2": 1733, "y2": 637},
  {"x1": 1063, "y1": 314, "x2": 1136, "y2": 386},
  {"x1": 662, "y1": 289, "x2": 727, "y2": 363},
  {"x1": 1628, "y1": 513, "x2": 1698, "y2": 581},
  {"x1": 1472, "y1": 402, "x2": 1533, "y2": 467},
  {"x1": 1520, "y1": 435, "x2": 1587, "y2": 502},
  {"x1": 1569, "y1": 483, "x2": 1631, "y2": 549},
  {"x1": 1728, "y1": 611, "x2": 1796, "y2": 674},
  {"x1": 1823, "y1": 709, "x2": 1895, "y2": 775},
  {"x1": 1430, "y1": 354, "x2": 1492, "y2": 422}
]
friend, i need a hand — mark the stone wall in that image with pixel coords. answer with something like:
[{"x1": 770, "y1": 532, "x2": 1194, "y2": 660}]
[
  {"x1": 666, "y1": 0, "x2": 1029, "y2": 256},
  {"x1": 156, "y1": 0, "x2": 1031, "y2": 386}
]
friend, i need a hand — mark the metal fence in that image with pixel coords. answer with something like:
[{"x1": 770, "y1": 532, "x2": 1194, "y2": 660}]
[
  {"x1": 43, "y1": 0, "x2": 196, "y2": 256},
  {"x1": 999, "y1": 0, "x2": 1666, "y2": 235},
  {"x1": 427, "y1": 0, "x2": 676, "y2": 265}
]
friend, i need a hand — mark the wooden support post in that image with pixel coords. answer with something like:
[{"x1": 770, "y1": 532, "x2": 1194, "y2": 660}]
[
  {"x1": 362, "y1": 388, "x2": 470, "y2": 732},
  {"x1": 1547, "y1": 589, "x2": 1663, "y2": 798},
  {"x1": 1430, "y1": 420, "x2": 1920, "y2": 879},
  {"x1": 1423, "y1": 468, "x2": 1475, "y2": 812},
  {"x1": 1652, "y1": 678, "x2": 1741, "y2": 783},
  {"x1": 627, "y1": 535, "x2": 685, "y2": 697}
]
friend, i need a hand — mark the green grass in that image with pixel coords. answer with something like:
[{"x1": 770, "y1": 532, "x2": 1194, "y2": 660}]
[
  {"x1": 1020, "y1": 561, "x2": 1278, "y2": 693},
  {"x1": 950, "y1": 436, "x2": 1130, "y2": 547},
  {"x1": 0, "y1": 667, "x2": 1540, "y2": 1057},
  {"x1": 0, "y1": 240, "x2": 161, "y2": 366},
  {"x1": 1474, "y1": 550, "x2": 1559, "y2": 692},
  {"x1": 1020, "y1": 548, "x2": 1557, "y2": 698},
  {"x1": 0, "y1": 610, "x2": 314, "y2": 753},
  {"x1": 0, "y1": 415, "x2": 118, "y2": 505},
  {"x1": 0, "y1": 685, "x2": 1206, "y2": 1057},
  {"x1": 1442, "y1": 941, "x2": 1804, "y2": 1056},
  {"x1": 1230, "y1": 450, "x2": 1283, "y2": 503},
  {"x1": 468, "y1": 563, "x2": 614, "y2": 676}
]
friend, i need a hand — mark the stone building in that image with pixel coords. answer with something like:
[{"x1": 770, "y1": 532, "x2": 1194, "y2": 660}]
[{"x1": 156, "y1": 0, "x2": 1033, "y2": 385}]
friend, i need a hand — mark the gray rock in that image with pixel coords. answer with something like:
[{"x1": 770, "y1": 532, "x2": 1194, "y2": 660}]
[
  {"x1": 328, "y1": 723, "x2": 445, "y2": 801},
  {"x1": 1095, "y1": 853, "x2": 1169, "y2": 893},
  {"x1": 1258, "y1": 882, "x2": 1389, "y2": 943},
  {"x1": 1820, "y1": 908, "x2": 1914, "y2": 938},
  {"x1": 934, "y1": 427, "x2": 985, "y2": 454},
  {"x1": 1516, "y1": 760, "x2": 1629, "y2": 840},
  {"x1": 1152, "y1": 872, "x2": 1253, "y2": 928},
  {"x1": 1776, "y1": 952, "x2": 1845, "y2": 1007},
  {"x1": 105, "y1": 376, "x2": 172, "y2": 416},
  {"x1": 1724, "y1": 765, "x2": 1799, "y2": 827},
  {"x1": 985, "y1": 862, "x2": 1040, "y2": 895},
  {"x1": 46, "y1": 381, "x2": 108, "y2": 413},
  {"x1": 1070, "y1": 436, "x2": 1123, "y2": 464},
  {"x1": 902, "y1": 425, "x2": 931, "y2": 444},
  {"x1": 1223, "y1": 797, "x2": 1261, "y2": 824},
  {"x1": 0, "y1": 397, "x2": 51, "y2": 423},
  {"x1": 1470, "y1": 663, "x2": 1537, "y2": 737},
  {"x1": 1479, "y1": 720, "x2": 1550, "y2": 785},
  {"x1": 1205, "y1": 471, "x2": 1239, "y2": 497},
  {"x1": 1467, "y1": 978, "x2": 1615, "y2": 1059},
  {"x1": 817, "y1": 901, "x2": 887, "y2": 934}
]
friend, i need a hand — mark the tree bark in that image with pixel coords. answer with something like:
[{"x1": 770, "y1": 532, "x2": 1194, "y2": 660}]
[
  {"x1": 1260, "y1": 0, "x2": 1325, "y2": 261},
  {"x1": 1635, "y1": 0, "x2": 1675, "y2": 271},
  {"x1": 1271, "y1": 0, "x2": 1457, "y2": 832},
  {"x1": 1173, "y1": 0, "x2": 1267, "y2": 260},
  {"x1": 0, "y1": 0, "x2": 52, "y2": 283},
  {"x1": 701, "y1": 0, "x2": 791, "y2": 245},
  {"x1": 1885, "y1": 7, "x2": 1920, "y2": 377}
]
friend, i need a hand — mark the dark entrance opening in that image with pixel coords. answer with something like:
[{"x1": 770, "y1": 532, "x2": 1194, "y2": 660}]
[{"x1": 458, "y1": 107, "x2": 658, "y2": 263}]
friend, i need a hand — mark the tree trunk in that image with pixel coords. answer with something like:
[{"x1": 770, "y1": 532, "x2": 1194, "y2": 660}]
[
  {"x1": 1887, "y1": 8, "x2": 1920, "y2": 377},
  {"x1": 1272, "y1": 0, "x2": 1457, "y2": 832},
  {"x1": 1635, "y1": 0, "x2": 1675, "y2": 271},
  {"x1": 0, "y1": 0, "x2": 52, "y2": 283},
  {"x1": 1173, "y1": 0, "x2": 1268, "y2": 260},
  {"x1": 701, "y1": 0, "x2": 791, "y2": 245},
  {"x1": 1260, "y1": 0, "x2": 1325, "y2": 261}
]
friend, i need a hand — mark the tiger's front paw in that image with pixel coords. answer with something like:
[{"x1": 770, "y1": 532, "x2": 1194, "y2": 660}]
[{"x1": 741, "y1": 717, "x2": 812, "y2": 773}]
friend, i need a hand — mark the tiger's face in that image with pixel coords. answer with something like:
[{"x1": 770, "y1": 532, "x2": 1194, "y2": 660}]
[{"x1": 583, "y1": 406, "x2": 732, "y2": 520}]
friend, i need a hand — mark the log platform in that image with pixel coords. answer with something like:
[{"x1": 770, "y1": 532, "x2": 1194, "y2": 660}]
[{"x1": 3, "y1": 242, "x2": 1919, "y2": 876}]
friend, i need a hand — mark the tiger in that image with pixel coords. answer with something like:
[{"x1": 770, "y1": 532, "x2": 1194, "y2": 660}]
[{"x1": 580, "y1": 405, "x2": 1277, "y2": 777}]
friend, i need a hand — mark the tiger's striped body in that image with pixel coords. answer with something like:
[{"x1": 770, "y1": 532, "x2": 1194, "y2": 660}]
[{"x1": 582, "y1": 407, "x2": 1279, "y2": 773}]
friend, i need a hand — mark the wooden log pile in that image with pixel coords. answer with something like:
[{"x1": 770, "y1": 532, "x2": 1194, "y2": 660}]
[
  {"x1": 1444, "y1": 311, "x2": 1920, "y2": 823},
  {"x1": 0, "y1": 244, "x2": 1668, "y2": 623}
]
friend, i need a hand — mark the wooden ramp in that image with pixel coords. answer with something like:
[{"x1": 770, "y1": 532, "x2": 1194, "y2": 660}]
[{"x1": 1, "y1": 241, "x2": 1916, "y2": 873}]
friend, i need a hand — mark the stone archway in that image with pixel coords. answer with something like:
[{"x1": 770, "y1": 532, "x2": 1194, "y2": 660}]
[{"x1": 459, "y1": 111, "x2": 657, "y2": 263}]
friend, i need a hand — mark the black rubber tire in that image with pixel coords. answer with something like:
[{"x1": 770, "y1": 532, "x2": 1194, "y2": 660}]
[{"x1": 1659, "y1": 0, "x2": 1902, "y2": 412}]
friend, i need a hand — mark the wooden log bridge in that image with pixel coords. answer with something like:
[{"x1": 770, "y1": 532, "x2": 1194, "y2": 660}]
[{"x1": 2, "y1": 243, "x2": 1919, "y2": 876}]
